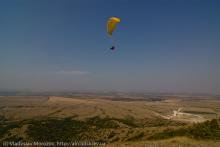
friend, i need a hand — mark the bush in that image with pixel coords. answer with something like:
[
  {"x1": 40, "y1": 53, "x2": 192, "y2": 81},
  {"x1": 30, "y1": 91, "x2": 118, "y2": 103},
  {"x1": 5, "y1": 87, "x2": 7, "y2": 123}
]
[
  {"x1": 86, "y1": 116, "x2": 119, "y2": 129},
  {"x1": 148, "y1": 119, "x2": 220, "y2": 140},
  {"x1": 0, "y1": 122, "x2": 20, "y2": 138},
  {"x1": 27, "y1": 117, "x2": 89, "y2": 141},
  {"x1": 27, "y1": 116, "x2": 119, "y2": 141}
]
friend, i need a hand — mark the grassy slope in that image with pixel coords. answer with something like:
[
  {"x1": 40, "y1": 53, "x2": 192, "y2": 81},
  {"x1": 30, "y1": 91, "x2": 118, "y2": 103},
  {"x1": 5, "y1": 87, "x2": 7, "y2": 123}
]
[
  {"x1": 1, "y1": 115, "x2": 220, "y2": 146},
  {"x1": 107, "y1": 137, "x2": 220, "y2": 147}
]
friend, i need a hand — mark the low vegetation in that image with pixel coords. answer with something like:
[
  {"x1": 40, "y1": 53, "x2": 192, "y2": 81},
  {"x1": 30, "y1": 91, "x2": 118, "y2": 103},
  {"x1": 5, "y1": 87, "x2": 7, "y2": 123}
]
[
  {"x1": 148, "y1": 119, "x2": 220, "y2": 140},
  {"x1": 0, "y1": 116, "x2": 21, "y2": 139},
  {"x1": 27, "y1": 117, "x2": 90, "y2": 141},
  {"x1": 86, "y1": 116, "x2": 119, "y2": 129},
  {"x1": 1, "y1": 114, "x2": 220, "y2": 145},
  {"x1": 143, "y1": 118, "x2": 186, "y2": 127}
]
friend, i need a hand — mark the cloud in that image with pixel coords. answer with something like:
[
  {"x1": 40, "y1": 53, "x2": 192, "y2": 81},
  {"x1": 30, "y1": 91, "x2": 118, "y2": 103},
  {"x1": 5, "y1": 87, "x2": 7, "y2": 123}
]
[{"x1": 53, "y1": 70, "x2": 90, "y2": 75}]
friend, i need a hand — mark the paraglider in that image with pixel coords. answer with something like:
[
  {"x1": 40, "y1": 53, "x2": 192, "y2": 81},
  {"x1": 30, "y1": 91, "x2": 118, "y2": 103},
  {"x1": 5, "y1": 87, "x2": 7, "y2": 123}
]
[
  {"x1": 107, "y1": 17, "x2": 121, "y2": 50},
  {"x1": 110, "y1": 46, "x2": 115, "y2": 50}
]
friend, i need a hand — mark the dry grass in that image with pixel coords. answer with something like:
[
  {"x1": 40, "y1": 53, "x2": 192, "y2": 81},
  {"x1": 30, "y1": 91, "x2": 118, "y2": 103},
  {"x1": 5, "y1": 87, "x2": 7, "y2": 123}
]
[
  {"x1": 0, "y1": 96, "x2": 219, "y2": 122},
  {"x1": 106, "y1": 137, "x2": 220, "y2": 147},
  {"x1": 1, "y1": 95, "x2": 220, "y2": 146}
]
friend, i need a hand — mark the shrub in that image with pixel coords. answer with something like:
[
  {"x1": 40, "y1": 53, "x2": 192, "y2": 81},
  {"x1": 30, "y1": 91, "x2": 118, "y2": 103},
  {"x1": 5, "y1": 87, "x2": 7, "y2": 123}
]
[{"x1": 148, "y1": 119, "x2": 220, "y2": 140}]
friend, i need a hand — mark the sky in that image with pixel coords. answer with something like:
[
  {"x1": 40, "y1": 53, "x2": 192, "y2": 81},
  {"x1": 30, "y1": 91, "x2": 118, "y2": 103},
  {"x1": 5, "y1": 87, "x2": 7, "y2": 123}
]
[{"x1": 0, "y1": 0, "x2": 220, "y2": 94}]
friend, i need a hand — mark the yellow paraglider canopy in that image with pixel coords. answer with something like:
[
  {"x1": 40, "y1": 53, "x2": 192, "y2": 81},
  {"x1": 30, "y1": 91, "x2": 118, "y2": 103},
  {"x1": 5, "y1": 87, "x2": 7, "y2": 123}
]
[{"x1": 107, "y1": 17, "x2": 121, "y2": 37}]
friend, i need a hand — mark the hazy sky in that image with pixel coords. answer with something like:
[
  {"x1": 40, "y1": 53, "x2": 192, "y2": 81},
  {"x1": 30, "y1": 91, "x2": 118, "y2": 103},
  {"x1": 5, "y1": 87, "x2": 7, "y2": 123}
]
[{"x1": 0, "y1": 0, "x2": 220, "y2": 94}]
